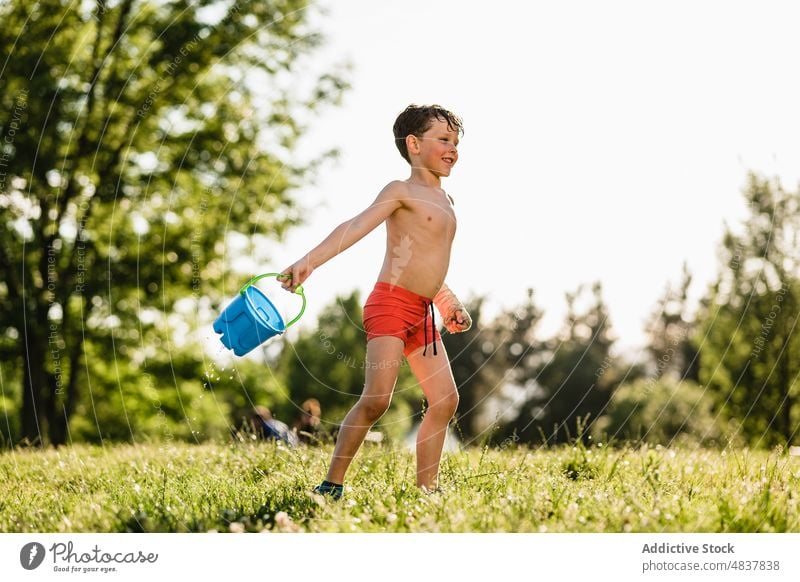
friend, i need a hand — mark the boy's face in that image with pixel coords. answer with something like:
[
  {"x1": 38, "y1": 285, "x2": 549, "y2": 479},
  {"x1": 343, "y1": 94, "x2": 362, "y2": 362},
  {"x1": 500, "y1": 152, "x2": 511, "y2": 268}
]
[{"x1": 410, "y1": 118, "x2": 459, "y2": 177}]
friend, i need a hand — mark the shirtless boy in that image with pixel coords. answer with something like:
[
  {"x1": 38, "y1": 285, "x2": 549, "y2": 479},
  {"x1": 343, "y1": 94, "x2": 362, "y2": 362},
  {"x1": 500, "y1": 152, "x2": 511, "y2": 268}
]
[{"x1": 279, "y1": 104, "x2": 472, "y2": 497}]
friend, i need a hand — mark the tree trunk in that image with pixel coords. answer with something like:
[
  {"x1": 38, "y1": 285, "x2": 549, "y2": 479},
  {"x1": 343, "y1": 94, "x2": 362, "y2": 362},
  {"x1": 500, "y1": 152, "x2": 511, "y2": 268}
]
[
  {"x1": 19, "y1": 291, "x2": 65, "y2": 446},
  {"x1": 20, "y1": 326, "x2": 49, "y2": 446},
  {"x1": 48, "y1": 330, "x2": 84, "y2": 446}
]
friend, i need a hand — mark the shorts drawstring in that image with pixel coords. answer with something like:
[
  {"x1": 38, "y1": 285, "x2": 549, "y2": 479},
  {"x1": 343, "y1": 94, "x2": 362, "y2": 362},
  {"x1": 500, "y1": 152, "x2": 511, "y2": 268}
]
[{"x1": 422, "y1": 300, "x2": 437, "y2": 357}]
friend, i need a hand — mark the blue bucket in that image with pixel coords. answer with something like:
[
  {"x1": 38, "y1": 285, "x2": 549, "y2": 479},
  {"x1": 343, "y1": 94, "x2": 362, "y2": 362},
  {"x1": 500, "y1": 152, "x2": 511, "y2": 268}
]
[{"x1": 213, "y1": 273, "x2": 305, "y2": 356}]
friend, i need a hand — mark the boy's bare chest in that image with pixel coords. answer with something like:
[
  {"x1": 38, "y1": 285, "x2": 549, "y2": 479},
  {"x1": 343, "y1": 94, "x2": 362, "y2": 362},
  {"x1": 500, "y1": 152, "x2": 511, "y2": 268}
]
[{"x1": 393, "y1": 197, "x2": 456, "y2": 238}]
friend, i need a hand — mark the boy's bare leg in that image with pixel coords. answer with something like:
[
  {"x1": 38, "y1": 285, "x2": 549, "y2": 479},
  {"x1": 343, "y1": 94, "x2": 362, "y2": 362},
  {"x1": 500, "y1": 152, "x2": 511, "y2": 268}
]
[
  {"x1": 406, "y1": 340, "x2": 459, "y2": 490},
  {"x1": 325, "y1": 336, "x2": 405, "y2": 484}
]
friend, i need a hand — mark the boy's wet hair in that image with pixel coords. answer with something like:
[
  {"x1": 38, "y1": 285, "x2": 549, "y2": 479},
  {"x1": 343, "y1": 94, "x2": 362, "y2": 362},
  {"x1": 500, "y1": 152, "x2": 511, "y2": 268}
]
[{"x1": 393, "y1": 104, "x2": 463, "y2": 164}]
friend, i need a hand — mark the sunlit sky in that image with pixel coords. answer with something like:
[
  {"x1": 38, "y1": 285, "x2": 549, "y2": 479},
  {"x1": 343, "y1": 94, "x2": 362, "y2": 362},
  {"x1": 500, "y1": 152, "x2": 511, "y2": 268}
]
[{"x1": 254, "y1": 0, "x2": 800, "y2": 354}]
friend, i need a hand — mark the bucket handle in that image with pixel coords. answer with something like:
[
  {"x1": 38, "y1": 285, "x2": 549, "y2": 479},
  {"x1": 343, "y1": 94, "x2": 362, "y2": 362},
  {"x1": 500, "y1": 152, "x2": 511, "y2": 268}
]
[{"x1": 239, "y1": 273, "x2": 306, "y2": 329}]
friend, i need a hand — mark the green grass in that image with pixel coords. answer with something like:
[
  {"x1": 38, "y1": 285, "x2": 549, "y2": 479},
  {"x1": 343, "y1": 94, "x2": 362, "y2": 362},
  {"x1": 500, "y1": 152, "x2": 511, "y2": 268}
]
[{"x1": 1, "y1": 440, "x2": 798, "y2": 532}]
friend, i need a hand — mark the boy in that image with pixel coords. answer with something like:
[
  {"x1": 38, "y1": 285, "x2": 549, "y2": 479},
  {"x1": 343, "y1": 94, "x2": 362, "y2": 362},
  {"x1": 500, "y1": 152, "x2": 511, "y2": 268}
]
[{"x1": 279, "y1": 104, "x2": 472, "y2": 498}]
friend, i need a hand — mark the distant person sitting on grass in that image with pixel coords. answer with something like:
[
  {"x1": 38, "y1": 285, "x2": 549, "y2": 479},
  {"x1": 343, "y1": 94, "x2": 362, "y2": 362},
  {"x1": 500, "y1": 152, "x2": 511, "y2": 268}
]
[
  {"x1": 279, "y1": 104, "x2": 472, "y2": 499},
  {"x1": 250, "y1": 405, "x2": 298, "y2": 447},
  {"x1": 292, "y1": 398, "x2": 327, "y2": 445}
]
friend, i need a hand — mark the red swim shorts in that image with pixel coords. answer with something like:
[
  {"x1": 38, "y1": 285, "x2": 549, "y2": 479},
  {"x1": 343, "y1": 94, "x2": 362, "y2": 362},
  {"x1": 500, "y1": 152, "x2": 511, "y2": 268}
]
[{"x1": 363, "y1": 282, "x2": 441, "y2": 357}]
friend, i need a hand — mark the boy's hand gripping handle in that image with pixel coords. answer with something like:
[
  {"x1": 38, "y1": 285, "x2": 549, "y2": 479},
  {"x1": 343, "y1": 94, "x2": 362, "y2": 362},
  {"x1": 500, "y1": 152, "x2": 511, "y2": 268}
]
[{"x1": 239, "y1": 273, "x2": 306, "y2": 328}]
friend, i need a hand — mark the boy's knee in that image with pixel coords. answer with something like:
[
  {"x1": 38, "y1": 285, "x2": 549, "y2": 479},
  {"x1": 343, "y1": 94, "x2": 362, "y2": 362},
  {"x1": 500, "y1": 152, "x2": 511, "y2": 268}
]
[
  {"x1": 358, "y1": 395, "x2": 392, "y2": 421},
  {"x1": 445, "y1": 391, "x2": 459, "y2": 416},
  {"x1": 430, "y1": 390, "x2": 459, "y2": 418}
]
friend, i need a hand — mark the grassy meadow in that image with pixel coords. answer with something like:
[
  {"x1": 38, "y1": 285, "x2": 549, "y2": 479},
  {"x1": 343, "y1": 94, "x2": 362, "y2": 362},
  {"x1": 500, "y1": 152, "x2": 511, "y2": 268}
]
[{"x1": 1, "y1": 440, "x2": 798, "y2": 533}]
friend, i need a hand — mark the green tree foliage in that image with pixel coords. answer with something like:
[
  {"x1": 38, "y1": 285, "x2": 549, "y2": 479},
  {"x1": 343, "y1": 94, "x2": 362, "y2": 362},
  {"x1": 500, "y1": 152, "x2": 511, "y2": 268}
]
[
  {"x1": 591, "y1": 265, "x2": 713, "y2": 447},
  {"x1": 502, "y1": 283, "x2": 626, "y2": 444},
  {"x1": 592, "y1": 377, "x2": 725, "y2": 446},
  {"x1": 0, "y1": 0, "x2": 347, "y2": 445},
  {"x1": 695, "y1": 174, "x2": 800, "y2": 447}
]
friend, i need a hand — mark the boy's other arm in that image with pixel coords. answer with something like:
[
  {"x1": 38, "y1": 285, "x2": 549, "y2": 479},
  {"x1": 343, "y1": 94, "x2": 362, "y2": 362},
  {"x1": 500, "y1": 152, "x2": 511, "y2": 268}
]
[
  {"x1": 434, "y1": 283, "x2": 472, "y2": 333},
  {"x1": 279, "y1": 181, "x2": 406, "y2": 291}
]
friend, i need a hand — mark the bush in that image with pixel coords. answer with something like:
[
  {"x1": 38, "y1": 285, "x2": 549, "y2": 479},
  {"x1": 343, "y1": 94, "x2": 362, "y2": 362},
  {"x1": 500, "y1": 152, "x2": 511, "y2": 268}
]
[{"x1": 593, "y1": 377, "x2": 725, "y2": 446}]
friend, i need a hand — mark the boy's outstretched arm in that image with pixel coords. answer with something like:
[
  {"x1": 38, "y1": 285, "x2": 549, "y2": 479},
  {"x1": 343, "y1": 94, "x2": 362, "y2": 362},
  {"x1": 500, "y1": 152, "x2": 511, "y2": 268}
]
[
  {"x1": 434, "y1": 283, "x2": 472, "y2": 333},
  {"x1": 279, "y1": 181, "x2": 405, "y2": 292}
]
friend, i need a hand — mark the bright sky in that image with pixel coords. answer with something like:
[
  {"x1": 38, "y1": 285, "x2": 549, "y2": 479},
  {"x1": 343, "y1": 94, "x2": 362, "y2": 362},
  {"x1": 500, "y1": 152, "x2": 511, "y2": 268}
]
[{"x1": 259, "y1": 0, "x2": 800, "y2": 354}]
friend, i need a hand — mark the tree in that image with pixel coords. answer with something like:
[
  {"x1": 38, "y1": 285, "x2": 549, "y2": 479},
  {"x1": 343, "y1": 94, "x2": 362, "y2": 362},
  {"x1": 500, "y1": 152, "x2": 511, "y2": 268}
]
[
  {"x1": 503, "y1": 282, "x2": 625, "y2": 444},
  {"x1": 591, "y1": 264, "x2": 706, "y2": 448},
  {"x1": 0, "y1": 0, "x2": 347, "y2": 445},
  {"x1": 695, "y1": 173, "x2": 800, "y2": 447},
  {"x1": 644, "y1": 262, "x2": 700, "y2": 383}
]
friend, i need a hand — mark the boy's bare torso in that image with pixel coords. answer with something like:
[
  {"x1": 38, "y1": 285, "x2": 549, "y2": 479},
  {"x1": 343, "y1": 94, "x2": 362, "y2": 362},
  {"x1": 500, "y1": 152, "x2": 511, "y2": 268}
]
[{"x1": 376, "y1": 181, "x2": 456, "y2": 298}]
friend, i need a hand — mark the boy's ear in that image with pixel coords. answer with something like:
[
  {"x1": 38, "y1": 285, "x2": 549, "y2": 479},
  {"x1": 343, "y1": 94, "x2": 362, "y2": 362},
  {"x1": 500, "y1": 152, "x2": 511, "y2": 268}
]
[{"x1": 405, "y1": 134, "x2": 420, "y2": 155}]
